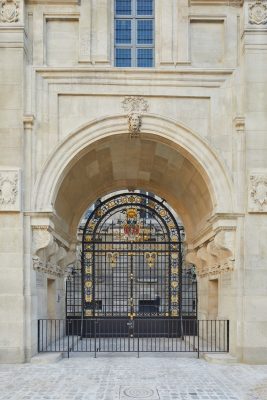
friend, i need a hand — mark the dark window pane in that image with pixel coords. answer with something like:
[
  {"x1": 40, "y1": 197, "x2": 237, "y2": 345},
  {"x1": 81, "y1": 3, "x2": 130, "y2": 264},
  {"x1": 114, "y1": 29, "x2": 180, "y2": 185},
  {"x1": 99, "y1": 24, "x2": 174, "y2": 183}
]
[
  {"x1": 116, "y1": 48, "x2": 132, "y2": 67},
  {"x1": 137, "y1": 48, "x2": 153, "y2": 67},
  {"x1": 137, "y1": 0, "x2": 153, "y2": 15},
  {"x1": 116, "y1": 20, "x2": 131, "y2": 44},
  {"x1": 116, "y1": 0, "x2": 131, "y2": 15},
  {"x1": 137, "y1": 20, "x2": 153, "y2": 44}
]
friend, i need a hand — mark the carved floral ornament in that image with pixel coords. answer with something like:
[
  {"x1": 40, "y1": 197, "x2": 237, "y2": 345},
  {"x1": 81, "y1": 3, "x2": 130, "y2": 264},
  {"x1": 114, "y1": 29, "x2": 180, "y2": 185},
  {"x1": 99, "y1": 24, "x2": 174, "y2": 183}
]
[
  {"x1": 249, "y1": 0, "x2": 267, "y2": 25},
  {"x1": 122, "y1": 96, "x2": 149, "y2": 138},
  {"x1": 249, "y1": 174, "x2": 267, "y2": 211},
  {"x1": 0, "y1": 0, "x2": 19, "y2": 23}
]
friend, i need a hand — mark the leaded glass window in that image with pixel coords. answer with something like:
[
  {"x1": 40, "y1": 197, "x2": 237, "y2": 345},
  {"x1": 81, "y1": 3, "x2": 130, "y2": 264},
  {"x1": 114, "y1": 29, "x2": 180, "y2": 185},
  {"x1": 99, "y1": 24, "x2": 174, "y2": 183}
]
[{"x1": 115, "y1": 0, "x2": 154, "y2": 67}]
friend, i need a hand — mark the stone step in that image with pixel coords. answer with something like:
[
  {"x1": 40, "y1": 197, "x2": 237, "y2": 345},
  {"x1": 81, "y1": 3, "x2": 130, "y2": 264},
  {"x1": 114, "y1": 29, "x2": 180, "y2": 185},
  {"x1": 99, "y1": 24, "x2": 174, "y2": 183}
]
[
  {"x1": 31, "y1": 352, "x2": 63, "y2": 364},
  {"x1": 203, "y1": 353, "x2": 238, "y2": 365}
]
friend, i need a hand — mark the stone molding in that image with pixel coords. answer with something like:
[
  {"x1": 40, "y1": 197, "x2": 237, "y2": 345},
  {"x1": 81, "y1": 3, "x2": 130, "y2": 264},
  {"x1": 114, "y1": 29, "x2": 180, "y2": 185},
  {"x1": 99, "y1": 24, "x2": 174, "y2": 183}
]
[
  {"x1": 249, "y1": 0, "x2": 267, "y2": 25},
  {"x1": 0, "y1": 0, "x2": 19, "y2": 23},
  {"x1": 23, "y1": 115, "x2": 34, "y2": 129},
  {"x1": 234, "y1": 116, "x2": 245, "y2": 132},
  {"x1": 0, "y1": 168, "x2": 20, "y2": 211},
  {"x1": 186, "y1": 229, "x2": 235, "y2": 278},
  {"x1": 190, "y1": 0, "x2": 243, "y2": 5},
  {"x1": 248, "y1": 171, "x2": 267, "y2": 212}
]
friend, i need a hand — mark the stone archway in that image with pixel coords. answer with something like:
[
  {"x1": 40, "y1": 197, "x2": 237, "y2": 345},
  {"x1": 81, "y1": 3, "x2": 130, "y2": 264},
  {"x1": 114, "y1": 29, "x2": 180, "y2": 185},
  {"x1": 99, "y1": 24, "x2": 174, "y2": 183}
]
[{"x1": 31, "y1": 114, "x2": 239, "y2": 356}]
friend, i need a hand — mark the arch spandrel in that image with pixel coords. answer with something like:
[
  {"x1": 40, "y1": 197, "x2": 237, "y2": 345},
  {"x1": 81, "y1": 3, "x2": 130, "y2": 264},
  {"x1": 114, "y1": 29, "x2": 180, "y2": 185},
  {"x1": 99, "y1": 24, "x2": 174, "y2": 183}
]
[{"x1": 32, "y1": 114, "x2": 234, "y2": 241}]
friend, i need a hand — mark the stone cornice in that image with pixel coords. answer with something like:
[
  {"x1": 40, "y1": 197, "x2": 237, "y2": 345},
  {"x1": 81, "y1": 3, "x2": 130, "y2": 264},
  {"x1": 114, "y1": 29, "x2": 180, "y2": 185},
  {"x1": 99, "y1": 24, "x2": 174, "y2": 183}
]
[
  {"x1": 190, "y1": 0, "x2": 243, "y2": 5},
  {"x1": 33, "y1": 67, "x2": 235, "y2": 89},
  {"x1": 26, "y1": 0, "x2": 78, "y2": 4}
]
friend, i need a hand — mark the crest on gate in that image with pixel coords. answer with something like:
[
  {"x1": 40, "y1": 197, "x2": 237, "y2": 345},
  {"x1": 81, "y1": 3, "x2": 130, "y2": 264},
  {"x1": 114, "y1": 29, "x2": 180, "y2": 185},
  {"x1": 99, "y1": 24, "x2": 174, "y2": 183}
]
[{"x1": 123, "y1": 208, "x2": 140, "y2": 240}]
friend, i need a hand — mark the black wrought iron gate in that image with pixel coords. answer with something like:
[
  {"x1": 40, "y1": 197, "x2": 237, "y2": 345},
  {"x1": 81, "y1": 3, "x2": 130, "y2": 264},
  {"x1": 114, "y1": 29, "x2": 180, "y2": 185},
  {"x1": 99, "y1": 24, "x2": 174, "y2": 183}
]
[{"x1": 66, "y1": 192, "x2": 197, "y2": 343}]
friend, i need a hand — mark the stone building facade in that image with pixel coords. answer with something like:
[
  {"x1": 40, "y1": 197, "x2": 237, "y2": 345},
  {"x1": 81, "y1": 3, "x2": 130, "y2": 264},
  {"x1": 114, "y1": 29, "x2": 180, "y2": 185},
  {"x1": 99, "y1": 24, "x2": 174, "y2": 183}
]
[{"x1": 0, "y1": 0, "x2": 267, "y2": 363}]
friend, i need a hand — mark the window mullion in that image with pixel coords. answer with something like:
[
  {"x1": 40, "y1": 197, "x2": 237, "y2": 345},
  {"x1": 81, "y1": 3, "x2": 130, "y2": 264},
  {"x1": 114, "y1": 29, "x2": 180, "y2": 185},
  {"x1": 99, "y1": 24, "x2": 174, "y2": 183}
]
[{"x1": 133, "y1": 0, "x2": 136, "y2": 67}]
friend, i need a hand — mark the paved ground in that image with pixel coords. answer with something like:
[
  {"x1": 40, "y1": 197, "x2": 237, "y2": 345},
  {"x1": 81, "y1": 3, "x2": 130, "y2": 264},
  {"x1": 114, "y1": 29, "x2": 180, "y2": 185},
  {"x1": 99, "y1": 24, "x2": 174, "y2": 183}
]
[{"x1": 0, "y1": 355, "x2": 267, "y2": 400}]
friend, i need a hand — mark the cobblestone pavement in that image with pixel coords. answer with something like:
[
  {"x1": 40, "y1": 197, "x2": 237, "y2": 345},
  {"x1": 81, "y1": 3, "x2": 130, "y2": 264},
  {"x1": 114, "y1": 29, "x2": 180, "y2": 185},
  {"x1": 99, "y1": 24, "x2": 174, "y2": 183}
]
[{"x1": 0, "y1": 355, "x2": 267, "y2": 400}]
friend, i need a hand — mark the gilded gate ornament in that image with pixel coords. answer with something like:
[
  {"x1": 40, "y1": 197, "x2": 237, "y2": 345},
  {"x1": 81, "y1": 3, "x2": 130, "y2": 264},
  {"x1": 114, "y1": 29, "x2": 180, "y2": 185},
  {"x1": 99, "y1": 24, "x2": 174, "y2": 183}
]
[
  {"x1": 107, "y1": 252, "x2": 119, "y2": 267},
  {"x1": 145, "y1": 252, "x2": 157, "y2": 268}
]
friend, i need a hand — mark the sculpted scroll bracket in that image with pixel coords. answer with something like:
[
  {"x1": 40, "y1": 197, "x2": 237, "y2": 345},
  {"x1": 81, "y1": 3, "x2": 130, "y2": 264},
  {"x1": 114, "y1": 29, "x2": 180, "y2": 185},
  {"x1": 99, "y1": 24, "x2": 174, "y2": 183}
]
[
  {"x1": 32, "y1": 227, "x2": 70, "y2": 277},
  {"x1": 186, "y1": 229, "x2": 235, "y2": 278}
]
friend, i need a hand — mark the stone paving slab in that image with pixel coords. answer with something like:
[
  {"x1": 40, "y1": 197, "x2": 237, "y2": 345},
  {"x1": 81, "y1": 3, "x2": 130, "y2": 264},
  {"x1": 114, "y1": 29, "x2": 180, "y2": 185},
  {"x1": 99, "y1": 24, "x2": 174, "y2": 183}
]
[{"x1": 0, "y1": 355, "x2": 267, "y2": 400}]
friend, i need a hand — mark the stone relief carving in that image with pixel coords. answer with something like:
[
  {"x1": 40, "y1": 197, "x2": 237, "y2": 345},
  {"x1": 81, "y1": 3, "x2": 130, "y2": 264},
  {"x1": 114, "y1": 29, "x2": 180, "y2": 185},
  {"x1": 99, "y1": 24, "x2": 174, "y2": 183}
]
[
  {"x1": 0, "y1": 170, "x2": 20, "y2": 211},
  {"x1": 122, "y1": 96, "x2": 149, "y2": 138},
  {"x1": 186, "y1": 230, "x2": 235, "y2": 278},
  {"x1": 249, "y1": 0, "x2": 267, "y2": 25},
  {"x1": 128, "y1": 113, "x2": 142, "y2": 138},
  {"x1": 249, "y1": 174, "x2": 267, "y2": 211},
  {"x1": 122, "y1": 96, "x2": 149, "y2": 114},
  {"x1": 0, "y1": 0, "x2": 19, "y2": 23}
]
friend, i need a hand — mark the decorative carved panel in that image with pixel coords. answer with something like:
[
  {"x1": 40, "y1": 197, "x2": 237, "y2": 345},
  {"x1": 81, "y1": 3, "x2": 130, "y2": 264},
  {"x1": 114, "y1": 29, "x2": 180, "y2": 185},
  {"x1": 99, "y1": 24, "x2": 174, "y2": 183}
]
[
  {"x1": 249, "y1": 0, "x2": 267, "y2": 25},
  {"x1": 0, "y1": 0, "x2": 19, "y2": 23},
  {"x1": 249, "y1": 172, "x2": 267, "y2": 212},
  {"x1": 0, "y1": 169, "x2": 20, "y2": 211}
]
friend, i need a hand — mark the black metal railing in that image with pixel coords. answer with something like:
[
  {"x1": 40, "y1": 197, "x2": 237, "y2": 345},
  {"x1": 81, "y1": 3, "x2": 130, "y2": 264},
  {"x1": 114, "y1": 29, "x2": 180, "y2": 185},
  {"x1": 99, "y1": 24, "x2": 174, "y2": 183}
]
[{"x1": 38, "y1": 318, "x2": 229, "y2": 358}]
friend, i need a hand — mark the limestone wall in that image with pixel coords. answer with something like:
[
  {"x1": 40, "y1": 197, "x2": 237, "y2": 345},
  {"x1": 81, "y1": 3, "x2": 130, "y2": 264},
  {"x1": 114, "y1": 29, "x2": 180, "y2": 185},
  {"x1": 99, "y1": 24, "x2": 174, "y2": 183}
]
[{"x1": 0, "y1": 0, "x2": 267, "y2": 363}]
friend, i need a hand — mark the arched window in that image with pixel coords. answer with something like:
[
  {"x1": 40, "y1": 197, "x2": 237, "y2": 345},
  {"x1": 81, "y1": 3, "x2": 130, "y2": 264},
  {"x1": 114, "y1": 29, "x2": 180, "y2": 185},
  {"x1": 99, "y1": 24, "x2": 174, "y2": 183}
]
[{"x1": 115, "y1": 0, "x2": 154, "y2": 67}]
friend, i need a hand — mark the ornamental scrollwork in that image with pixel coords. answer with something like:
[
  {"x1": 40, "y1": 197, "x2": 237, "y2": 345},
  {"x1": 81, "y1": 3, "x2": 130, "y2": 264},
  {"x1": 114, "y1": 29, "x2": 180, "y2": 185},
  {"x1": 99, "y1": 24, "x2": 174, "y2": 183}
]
[
  {"x1": 186, "y1": 230, "x2": 235, "y2": 278},
  {"x1": 0, "y1": 0, "x2": 19, "y2": 23},
  {"x1": 249, "y1": 0, "x2": 267, "y2": 25},
  {"x1": 122, "y1": 96, "x2": 149, "y2": 114}
]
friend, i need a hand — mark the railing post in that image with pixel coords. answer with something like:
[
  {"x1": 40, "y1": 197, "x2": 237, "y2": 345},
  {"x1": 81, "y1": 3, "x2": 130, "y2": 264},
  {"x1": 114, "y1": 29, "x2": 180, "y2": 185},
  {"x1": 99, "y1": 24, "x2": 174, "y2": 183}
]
[
  {"x1": 197, "y1": 320, "x2": 200, "y2": 359},
  {"x1": 67, "y1": 320, "x2": 70, "y2": 359},
  {"x1": 227, "y1": 320, "x2": 230, "y2": 352},
  {"x1": 94, "y1": 319, "x2": 97, "y2": 358},
  {"x1": 37, "y1": 320, "x2": 40, "y2": 353}
]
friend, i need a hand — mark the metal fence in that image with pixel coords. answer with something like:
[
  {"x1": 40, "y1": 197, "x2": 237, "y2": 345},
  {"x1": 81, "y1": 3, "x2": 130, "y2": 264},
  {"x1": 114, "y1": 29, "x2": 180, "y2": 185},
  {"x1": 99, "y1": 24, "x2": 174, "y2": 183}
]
[{"x1": 38, "y1": 318, "x2": 229, "y2": 358}]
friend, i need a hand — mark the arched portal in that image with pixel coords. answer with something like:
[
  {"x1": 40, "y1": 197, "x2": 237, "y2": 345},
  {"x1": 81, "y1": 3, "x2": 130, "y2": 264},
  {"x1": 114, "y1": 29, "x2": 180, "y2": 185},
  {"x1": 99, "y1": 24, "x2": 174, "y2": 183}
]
[
  {"x1": 33, "y1": 115, "x2": 235, "y2": 353},
  {"x1": 67, "y1": 191, "x2": 197, "y2": 338}
]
